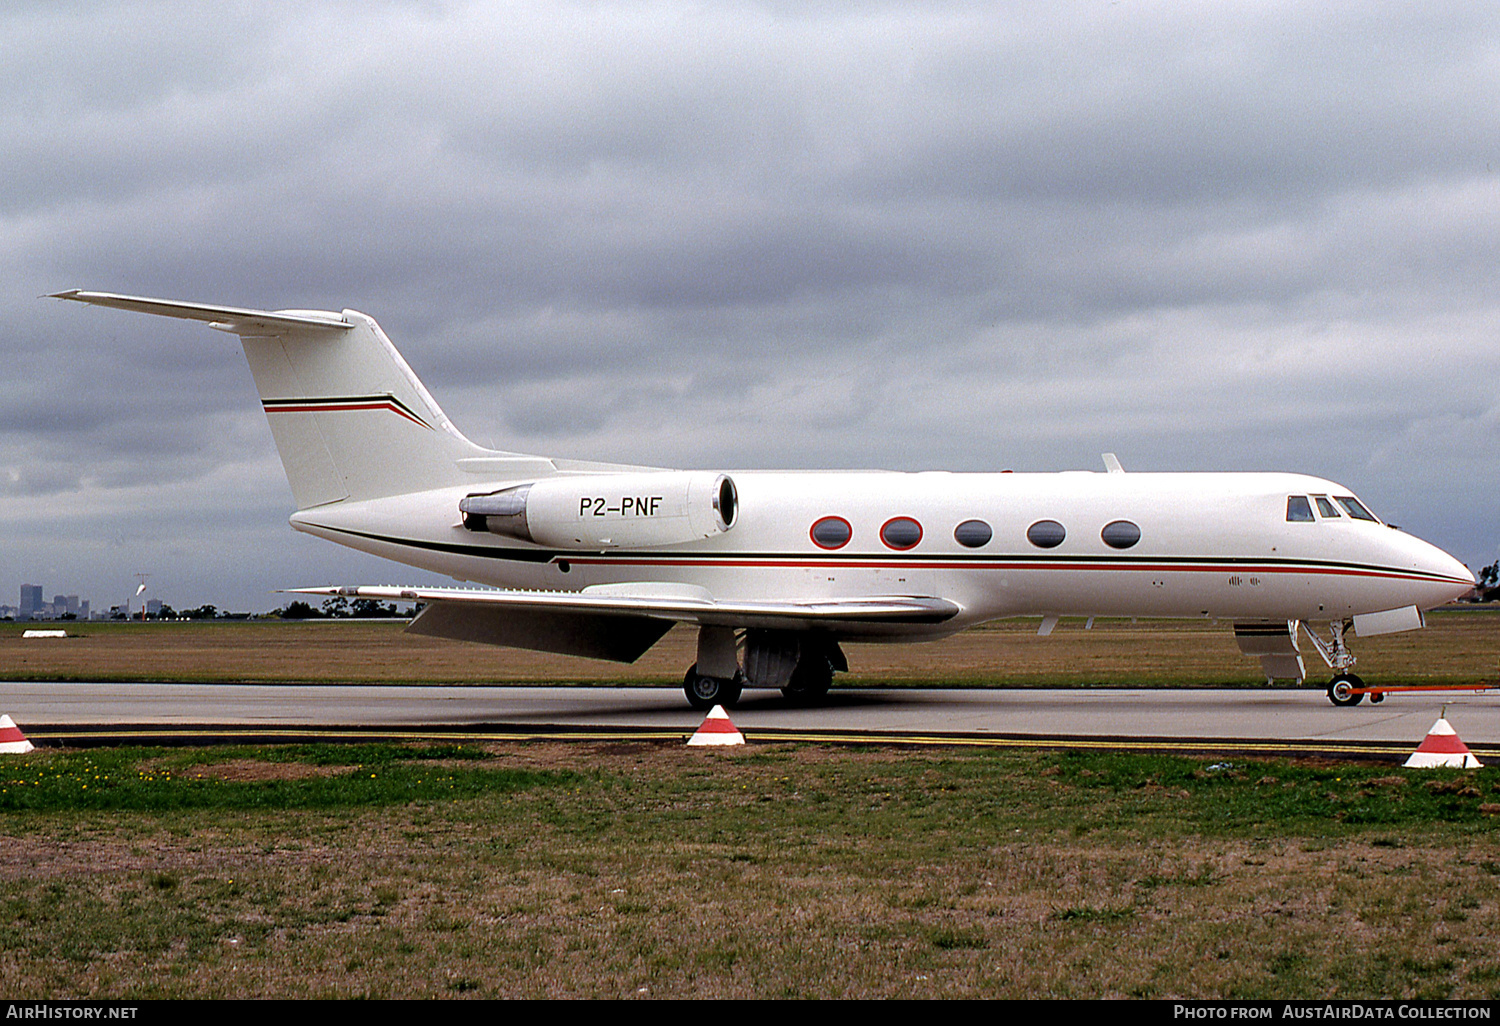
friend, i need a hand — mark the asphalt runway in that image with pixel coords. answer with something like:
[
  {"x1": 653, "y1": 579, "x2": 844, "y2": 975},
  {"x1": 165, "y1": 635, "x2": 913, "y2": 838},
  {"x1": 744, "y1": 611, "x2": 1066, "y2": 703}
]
[{"x1": 4, "y1": 681, "x2": 1498, "y2": 757}]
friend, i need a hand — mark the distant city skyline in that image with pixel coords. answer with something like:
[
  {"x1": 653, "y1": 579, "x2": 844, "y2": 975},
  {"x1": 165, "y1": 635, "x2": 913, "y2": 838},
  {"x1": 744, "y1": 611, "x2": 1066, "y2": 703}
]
[
  {"x1": 11, "y1": 581, "x2": 102, "y2": 621},
  {"x1": 6, "y1": 580, "x2": 255, "y2": 621}
]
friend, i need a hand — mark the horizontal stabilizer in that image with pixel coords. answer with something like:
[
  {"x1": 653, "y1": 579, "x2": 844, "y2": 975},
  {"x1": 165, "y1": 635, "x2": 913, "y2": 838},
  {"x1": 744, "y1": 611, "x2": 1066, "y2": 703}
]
[{"x1": 50, "y1": 290, "x2": 350, "y2": 335}]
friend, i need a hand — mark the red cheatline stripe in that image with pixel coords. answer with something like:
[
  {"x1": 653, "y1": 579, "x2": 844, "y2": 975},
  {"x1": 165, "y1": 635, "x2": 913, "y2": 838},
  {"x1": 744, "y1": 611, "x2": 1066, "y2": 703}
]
[
  {"x1": 1416, "y1": 734, "x2": 1472, "y2": 754},
  {"x1": 271, "y1": 402, "x2": 426, "y2": 427},
  {"x1": 262, "y1": 398, "x2": 431, "y2": 429},
  {"x1": 561, "y1": 556, "x2": 1463, "y2": 585}
]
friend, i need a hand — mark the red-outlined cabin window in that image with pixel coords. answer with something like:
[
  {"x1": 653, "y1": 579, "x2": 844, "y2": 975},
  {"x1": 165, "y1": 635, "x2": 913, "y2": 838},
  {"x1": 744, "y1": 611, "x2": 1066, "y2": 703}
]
[
  {"x1": 810, "y1": 516, "x2": 852, "y2": 549},
  {"x1": 880, "y1": 517, "x2": 923, "y2": 550}
]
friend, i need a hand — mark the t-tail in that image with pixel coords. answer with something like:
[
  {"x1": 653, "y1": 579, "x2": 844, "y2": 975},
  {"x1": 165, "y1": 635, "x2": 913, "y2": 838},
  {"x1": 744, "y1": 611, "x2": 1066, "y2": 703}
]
[{"x1": 51, "y1": 290, "x2": 572, "y2": 507}]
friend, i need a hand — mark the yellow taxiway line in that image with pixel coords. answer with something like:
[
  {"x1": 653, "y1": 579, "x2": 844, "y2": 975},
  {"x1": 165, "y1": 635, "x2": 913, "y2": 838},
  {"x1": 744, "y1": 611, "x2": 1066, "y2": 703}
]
[{"x1": 20, "y1": 723, "x2": 1490, "y2": 762}]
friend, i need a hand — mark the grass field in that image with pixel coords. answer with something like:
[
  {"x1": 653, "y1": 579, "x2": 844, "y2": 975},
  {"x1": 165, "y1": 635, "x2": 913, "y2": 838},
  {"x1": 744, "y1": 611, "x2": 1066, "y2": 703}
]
[
  {"x1": 3, "y1": 740, "x2": 1500, "y2": 999},
  {"x1": 3, "y1": 606, "x2": 1497, "y2": 688}
]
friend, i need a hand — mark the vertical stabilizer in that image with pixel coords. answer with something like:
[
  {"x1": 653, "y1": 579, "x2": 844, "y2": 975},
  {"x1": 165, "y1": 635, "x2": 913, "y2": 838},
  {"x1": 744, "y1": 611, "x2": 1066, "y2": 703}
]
[
  {"x1": 237, "y1": 311, "x2": 492, "y2": 506},
  {"x1": 52, "y1": 290, "x2": 545, "y2": 508}
]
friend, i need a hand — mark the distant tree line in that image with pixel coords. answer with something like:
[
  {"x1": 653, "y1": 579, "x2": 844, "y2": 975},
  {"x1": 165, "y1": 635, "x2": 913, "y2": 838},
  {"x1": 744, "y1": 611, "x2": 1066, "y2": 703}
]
[
  {"x1": 280, "y1": 597, "x2": 415, "y2": 619},
  {"x1": 122, "y1": 604, "x2": 246, "y2": 621},
  {"x1": 76, "y1": 599, "x2": 417, "y2": 621},
  {"x1": 1477, "y1": 562, "x2": 1500, "y2": 603}
]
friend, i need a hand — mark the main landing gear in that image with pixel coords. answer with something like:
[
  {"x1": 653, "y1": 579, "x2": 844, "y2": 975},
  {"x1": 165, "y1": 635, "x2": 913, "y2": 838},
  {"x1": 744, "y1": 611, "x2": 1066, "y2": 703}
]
[
  {"x1": 684, "y1": 666, "x2": 743, "y2": 712},
  {"x1": 682, "y1": 628, "x2": 846, "y2": 710},
  {"x1": 781, "y1": 648, "x2": 835, "y2": 705}
]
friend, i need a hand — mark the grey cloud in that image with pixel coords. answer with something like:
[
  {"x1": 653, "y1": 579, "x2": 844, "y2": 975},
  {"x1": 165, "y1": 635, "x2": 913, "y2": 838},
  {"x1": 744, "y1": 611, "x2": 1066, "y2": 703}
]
[{"x1": 6, "y1": 0, "x2": 1500, "y2": 611}]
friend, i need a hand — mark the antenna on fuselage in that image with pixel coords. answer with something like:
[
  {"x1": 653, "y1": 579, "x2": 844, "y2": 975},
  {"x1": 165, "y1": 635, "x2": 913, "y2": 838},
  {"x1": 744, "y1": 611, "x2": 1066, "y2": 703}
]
[{"x1": 1102, "y1": 453, "x2": 1125, "y2": 474}]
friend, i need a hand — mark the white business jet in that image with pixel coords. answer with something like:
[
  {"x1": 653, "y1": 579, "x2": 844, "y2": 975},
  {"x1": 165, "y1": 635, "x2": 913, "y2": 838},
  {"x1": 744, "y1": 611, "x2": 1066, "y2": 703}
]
[{"x1": 52, "y1": 290, "x2": 1475, "y2": 709}]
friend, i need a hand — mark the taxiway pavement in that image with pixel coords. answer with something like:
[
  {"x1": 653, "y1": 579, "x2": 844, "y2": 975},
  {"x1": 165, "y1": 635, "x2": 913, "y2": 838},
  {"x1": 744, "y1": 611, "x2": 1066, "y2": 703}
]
[{"x1": 2, "y1": 682, "x2": 1497, "y2": 747}]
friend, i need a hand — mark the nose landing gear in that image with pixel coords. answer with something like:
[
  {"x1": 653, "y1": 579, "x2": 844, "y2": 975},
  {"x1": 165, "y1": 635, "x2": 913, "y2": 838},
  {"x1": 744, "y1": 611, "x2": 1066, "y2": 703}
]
[
  {"x1": 1303, "y1": 620, "x2": 1377, "y2": 708},
  {"x1": 1327, "y1": 672, "x2": 1367, "y2": 707}
]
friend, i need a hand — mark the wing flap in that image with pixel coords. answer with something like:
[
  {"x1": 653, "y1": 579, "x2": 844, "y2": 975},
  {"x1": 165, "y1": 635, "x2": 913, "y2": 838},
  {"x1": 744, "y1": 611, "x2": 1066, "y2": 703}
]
[
  {"x1": 289, "y1": 586, "x2": 961, "y2": 662},
  {"x1": 405, "y1": 601, "x2": 673, "y2": 663},
  {"x1": 291, "y1": 584, "x2": 961, "y2": 631}
]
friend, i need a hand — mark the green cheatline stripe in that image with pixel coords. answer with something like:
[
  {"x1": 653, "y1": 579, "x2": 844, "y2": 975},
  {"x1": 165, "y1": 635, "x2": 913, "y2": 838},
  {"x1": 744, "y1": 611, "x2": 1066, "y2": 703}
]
[{"x1": 18, "y1": 724, "x2": 1486, "y2": 760}]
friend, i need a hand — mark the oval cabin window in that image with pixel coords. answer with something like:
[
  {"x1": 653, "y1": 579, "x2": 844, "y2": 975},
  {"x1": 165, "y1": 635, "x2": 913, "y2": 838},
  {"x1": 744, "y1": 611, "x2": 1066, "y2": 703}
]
[
  {"x1": 1027, "y1": 520, "x2": 1066, "y2": 549},
  {"x1": 1101, "y1": 520, "x2": 1141, "y2": 549},
  {"x1": 810, "y1": 516, "x2": 852, "y2": 549},
  {"x1": 953, "y1": 520, "x2": 992, "y2": 548},
  {"x1": 880, "y1": 517, "x2": 923, "y2": 550}
]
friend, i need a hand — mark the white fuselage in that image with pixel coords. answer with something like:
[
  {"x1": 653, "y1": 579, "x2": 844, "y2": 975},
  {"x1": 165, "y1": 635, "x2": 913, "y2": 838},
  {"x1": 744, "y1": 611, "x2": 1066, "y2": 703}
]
[
  {"x1": 54, "y1": 289, "x2": 1475, "y2": 700},
  {"x1": 49, "y1": 288, "x2": 1476, "y2": 702},
  {"x1": 292, "y1": 468, "x2": 1474, "y2": 639}
]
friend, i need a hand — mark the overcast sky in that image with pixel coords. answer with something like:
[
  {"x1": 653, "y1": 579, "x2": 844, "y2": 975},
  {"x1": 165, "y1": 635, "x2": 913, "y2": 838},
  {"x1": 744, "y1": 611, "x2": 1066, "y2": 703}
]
[{"x1": 5, "y1": 1, "x2": 1500, "y2": 613}]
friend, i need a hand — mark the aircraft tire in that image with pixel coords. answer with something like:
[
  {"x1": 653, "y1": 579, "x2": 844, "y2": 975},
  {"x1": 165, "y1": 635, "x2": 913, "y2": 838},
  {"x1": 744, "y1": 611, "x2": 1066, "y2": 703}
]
[
  {"x1": 1327, "y1": 673, "x2": 1365, "y2": 707},
  {"x1": 782, "y1": 653, "x2": 834, "y2": 705},
  {"x1": 685, "y1": 666, "x2": 743, "y2": 711}
]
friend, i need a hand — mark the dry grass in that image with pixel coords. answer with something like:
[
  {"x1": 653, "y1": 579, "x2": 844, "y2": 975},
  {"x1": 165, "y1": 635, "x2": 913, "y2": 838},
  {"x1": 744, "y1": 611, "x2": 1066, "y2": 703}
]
[
  {"x1": 2, "y1": 740, "x2": 1500, "y2": 999},
  {"x1": 167, "y1": 759, "x2": 346, "y2": 783},
  {"x1": 3, "y1": 608, "x2": 1497, "y2": 687}
]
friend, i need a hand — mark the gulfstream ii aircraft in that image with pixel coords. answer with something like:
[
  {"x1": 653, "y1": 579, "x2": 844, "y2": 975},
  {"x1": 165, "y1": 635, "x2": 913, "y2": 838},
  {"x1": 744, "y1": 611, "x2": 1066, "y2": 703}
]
[{"x1": 53, "y1": 290, "x2": 1476, "y2": 709}]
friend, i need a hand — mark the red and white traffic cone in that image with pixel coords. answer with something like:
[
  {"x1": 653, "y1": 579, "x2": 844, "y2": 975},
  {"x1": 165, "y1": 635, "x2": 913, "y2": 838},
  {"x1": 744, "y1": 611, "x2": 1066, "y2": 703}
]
[
  {"x1": 1404, "y1": 714, "x2": 1481, "y2": 769},
  {"x1": 0, "y1": 715, "x2": 35, "y2": 754},
  {"x1": 687, "y1": 705, "x2": 745, "y2": 746}
]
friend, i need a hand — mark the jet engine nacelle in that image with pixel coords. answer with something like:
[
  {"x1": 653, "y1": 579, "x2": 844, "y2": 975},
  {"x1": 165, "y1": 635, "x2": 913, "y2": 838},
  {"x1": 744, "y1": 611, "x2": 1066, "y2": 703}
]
[{"x1": 460, "y1": 472, "x2": 738, "y2": 549}]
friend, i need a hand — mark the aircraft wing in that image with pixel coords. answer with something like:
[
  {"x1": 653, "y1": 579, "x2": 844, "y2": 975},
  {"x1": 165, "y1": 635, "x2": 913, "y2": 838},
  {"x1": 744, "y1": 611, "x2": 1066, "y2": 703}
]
[{"x1": 287, "y1": 584, "x2": 962, "y2": 663}]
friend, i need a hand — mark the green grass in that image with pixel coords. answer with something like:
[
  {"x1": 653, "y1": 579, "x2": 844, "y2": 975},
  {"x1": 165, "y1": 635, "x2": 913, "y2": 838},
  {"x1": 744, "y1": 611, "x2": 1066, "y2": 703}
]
[
  {"x1": 1046, "y1": 753, "x2": 1500, "y2": 831},
  {"x1": 0, "y1": 743, "x2": 578, "y2": 813},
  {"x1": 3, "y1": 741, "x2": 1500, "y2": 998}
]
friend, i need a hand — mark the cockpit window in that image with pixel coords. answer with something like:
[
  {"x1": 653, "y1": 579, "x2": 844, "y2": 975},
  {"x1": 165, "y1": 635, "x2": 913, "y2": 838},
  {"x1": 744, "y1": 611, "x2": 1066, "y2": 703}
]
[
  {"x1": 1286, "y1": 496, "x2": 1314, "y2": 522},
  {"x1": 1314, "y1": 496, "x2": 1341, "y2": 519},
  {"x1": 1335, "y1": 496, "x2": 1379, "y2": 522}
]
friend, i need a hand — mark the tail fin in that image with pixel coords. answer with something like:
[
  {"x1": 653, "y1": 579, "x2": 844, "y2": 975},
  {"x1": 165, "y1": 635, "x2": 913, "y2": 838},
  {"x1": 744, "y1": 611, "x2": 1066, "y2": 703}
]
[
  {"x1": 52, "y1": 290, "x2": 546, "y2": 507},
  {"x1": 240, "y1": 309, "x2": 496, "y2": 506}
]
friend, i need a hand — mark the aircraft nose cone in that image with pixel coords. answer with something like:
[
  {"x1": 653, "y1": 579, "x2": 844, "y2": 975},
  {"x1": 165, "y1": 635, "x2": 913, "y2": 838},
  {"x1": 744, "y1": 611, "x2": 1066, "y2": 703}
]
[
  {"x1": 1415, "y1": 538, "x2": 1475, "y2": 602},
  {"x1": 1448, "y1": 554, "x2": 1477, "y2": 590}
]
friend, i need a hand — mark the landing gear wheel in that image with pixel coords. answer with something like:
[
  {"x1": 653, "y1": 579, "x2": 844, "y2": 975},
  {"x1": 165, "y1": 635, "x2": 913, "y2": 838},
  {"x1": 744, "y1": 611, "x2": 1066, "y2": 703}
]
[
  {"x1": 1327, "y1": 673, "x2": 1366, "y2": 707},
  {"x1": 782, "y1": 653, "x2": 834, "y2": 705},
  {"x1": 685, "y1": 665, "x2": 743, "y2": 711}
]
